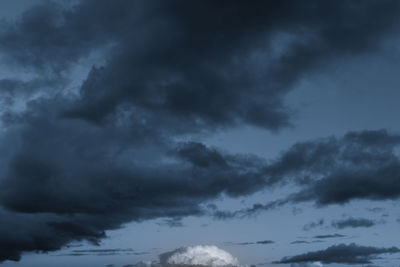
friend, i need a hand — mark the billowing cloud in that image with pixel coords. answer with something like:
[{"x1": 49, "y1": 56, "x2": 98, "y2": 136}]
[
  {"x1": 283, "y1": 130, "x2": 400, "y2": 205},
  {"x1": 132, "y1": 246, "x2": 240, "y2": 267},
  {"x1": 221, "y1": 129, "x2": 400, "y2": 219},
  {"x1": 161, "y1": 246, "x2": 239, "y2": 267},
  {"x1": 1, "y1": 0, "x2": 400, "y2": 263}
]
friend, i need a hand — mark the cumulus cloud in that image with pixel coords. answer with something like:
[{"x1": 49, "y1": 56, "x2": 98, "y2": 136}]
[
  {"x1": 132, "y1": 246, "x2": 240, "y2": 267},
  {"x1": 162, "y1": 246, "x2": 239, "y2": 267}
]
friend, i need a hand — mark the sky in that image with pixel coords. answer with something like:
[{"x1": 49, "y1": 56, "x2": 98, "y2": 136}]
[{"x1": 0, "y1": 1, "x2": 400, "y2": 267}]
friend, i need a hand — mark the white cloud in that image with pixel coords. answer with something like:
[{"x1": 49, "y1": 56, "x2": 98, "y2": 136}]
[
  {"x1": 133, "y1": 245, "x2": 241, "y2": 267},
  {"x1": 164, "y1": 245, "x2": 240, "y2": 267}
]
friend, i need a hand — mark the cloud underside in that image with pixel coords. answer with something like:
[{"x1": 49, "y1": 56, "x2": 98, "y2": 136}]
[
  {"x1": 0, "y1": 0, "x2": 400, "y2": 262},
  {"x1": 276, "y1": 243, "x2": 400, "y2": 264},
  {"x1": 213, "y1": 129, "x2": 400, "y2": 219}
]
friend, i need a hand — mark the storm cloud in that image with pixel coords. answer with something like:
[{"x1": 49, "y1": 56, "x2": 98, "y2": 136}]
[
  {"x1": 1, "y1": 0, "x2": 400, "y2": 263},
  {"x1": 211, "y1": 129, "x2": 400, "y2": 220},
  {"x1": 266, "y1": 129, "x2": 400, "y2": 205}
]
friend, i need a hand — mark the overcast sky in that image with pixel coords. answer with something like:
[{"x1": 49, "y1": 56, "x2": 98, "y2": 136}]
[{"x1": 1, "y1": 1, "x2": 400, "y2": 267}]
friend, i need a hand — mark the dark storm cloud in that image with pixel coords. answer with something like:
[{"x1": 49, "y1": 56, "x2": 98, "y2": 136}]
[
  {"x1": 332, "y1": 217, "x2": 376, "y2": 229},
  {"x1": 0, "y1": 0, "x2": 133, "y2": 72},
  {"x1": 213, "y1": 129, "x2": 400, "y2": 221},
  {"x1": 266, "y1": 129, "x2": 400, "y2": 205},
  {"x1": 0, "y1": 99, "x2": 268, "y2": 262},
  {"x1": 64, "y1": 0, "x2": 400, "y2": 128},
  {"x1": 1, "y1": 0, "x2": 400, "y2": 263},
  {"x1": 275, "y1": 243, "x2": 400, "y2": 264},
  {"x1": 0, "y1": 78, "x2": 62, "y2": 96},
  {"x1": 1, "y1": 0, "x2": 396, "y2": 128}
]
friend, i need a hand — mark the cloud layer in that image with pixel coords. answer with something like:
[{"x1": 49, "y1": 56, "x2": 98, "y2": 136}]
[
  {"x1": 276, "y1": 243, "x2": 400, "y2": 264},
  {"x1": 216, "y1": 129, "x2": 400, "y2": 219},
  {"x1": 1, "y1": 0, "x2": 400, "y2": 263},
  {"x1": 331, "y1": 217, "x2": 376, "y2": 229}
]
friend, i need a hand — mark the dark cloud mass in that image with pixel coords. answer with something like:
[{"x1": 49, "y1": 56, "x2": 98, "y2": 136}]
[
  {"x1": 266, "y1": 129, "x2": 400, "y2": 205},
  {"x1": 207, "y1": 129, "x2": 400, "y2": 220},
  {"x1": 276, "y1": 243, "x2": 400, "y2": 264},
  {"x1": 0, "y1": 0, "x2": 400, "y2": 263}
]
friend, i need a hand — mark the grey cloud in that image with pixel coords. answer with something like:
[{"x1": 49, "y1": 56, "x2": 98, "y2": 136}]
[
  {"x1": 213, "y1": 199, "x2": 288, "y2": 220},
  {"x1": 268, "y1": 130, "x2": 400, "y2": 205},
  {"x1": 313, "y1": 234, "x2": 346, "y2": 239},
  {"x1": 332, "y1": 217, "x2": 376, "y2": 229},
  {"x1": 225, "y1": 240, "x2": 274, "y2": 246},
  {"x1": 0, "y1": 0, "x2": 129, "y2": 73},
  {"x1": 367, "y1": 207, "x2": 385, "y2": 213},
  {"x1": 256, "y1": 240, "x2": 275, "y2": 245},
  {"x1": 1, "y1": 0, "x2": 400, "y2": 263},
  {"x1": 0, "y1": 99, "x2": 267, "y2": 262},
  {"x1": 156, "y1": 217, "x2": 184, "y2": 228},
  {"x1": 56, "y1": 248, "x2": 149, "y2": 257},
  {"x1": 192, "y1": 129, "x2": 400, "y2": 222},
  {"x1": 221, "y1": 130, "x2": 400, "y2": 219},
  {"x1": 47, "y1": 0, "x2": 400, "y2": 129},
  {"x1": 71, "y1": 248, "x2": 134, "y2": 253},
  {"x1": 275, "y1": 243, "x2": 400, "y2": 264}
]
